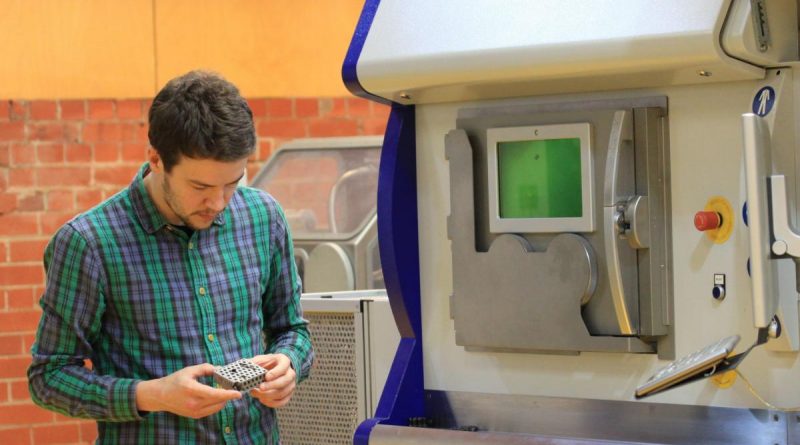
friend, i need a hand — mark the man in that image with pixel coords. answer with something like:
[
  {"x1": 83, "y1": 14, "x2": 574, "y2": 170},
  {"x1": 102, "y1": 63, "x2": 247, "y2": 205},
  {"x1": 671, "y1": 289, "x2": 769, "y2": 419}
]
[{"x1": 28, "y1": 70, "x2": 313, "y2": 444}]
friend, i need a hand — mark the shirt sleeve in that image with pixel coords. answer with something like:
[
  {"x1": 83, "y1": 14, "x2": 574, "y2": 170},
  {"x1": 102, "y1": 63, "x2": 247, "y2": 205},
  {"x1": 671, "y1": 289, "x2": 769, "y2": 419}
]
[
  {"x1": 27, "y1": 223, "x2": 143, "y2": 421},
  {"x1": 262, "y1": 202, "x2": 314, "y2": 382}
]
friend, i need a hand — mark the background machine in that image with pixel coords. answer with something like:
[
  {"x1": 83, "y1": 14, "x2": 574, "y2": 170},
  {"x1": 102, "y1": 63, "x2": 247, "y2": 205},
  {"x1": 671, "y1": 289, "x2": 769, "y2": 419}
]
[{"x1": 344, "y1": 1, "x2": 800, "y2": 444}]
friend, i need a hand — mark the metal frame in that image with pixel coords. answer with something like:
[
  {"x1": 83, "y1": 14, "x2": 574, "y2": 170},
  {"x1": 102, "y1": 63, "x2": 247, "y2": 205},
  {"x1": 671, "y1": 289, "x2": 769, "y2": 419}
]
[{"x1": 487, "y1": 122, "x2": 595, "y2": 233}]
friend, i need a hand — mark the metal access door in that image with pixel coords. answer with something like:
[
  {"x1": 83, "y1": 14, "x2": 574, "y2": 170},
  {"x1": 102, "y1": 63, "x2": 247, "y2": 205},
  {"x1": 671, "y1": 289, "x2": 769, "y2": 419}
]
[{"x1": 448, "y1": 96, "x2": 672, "y2": 354}]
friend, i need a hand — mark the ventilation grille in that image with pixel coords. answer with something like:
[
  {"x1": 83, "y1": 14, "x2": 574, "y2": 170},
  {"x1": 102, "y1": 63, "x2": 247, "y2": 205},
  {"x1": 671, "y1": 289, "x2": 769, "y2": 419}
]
[{"x1": 278, "y1": 312, "x2": 360, "y2": 445}]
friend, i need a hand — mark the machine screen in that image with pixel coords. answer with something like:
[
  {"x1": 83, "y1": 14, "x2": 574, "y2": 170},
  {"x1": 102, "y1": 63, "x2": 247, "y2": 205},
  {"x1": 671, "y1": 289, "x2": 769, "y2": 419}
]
[
  {"x1": 497, "y1": 137, "x2": 582, "y2": 219},
  {"x1": 487, "y1": 122, "x2": 594, "y2": 233}
]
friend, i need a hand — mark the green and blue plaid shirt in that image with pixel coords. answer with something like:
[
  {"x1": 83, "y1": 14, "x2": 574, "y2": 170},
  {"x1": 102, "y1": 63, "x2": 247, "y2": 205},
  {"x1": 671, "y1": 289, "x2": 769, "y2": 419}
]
[{"x1": 28, "y1": 163, "x2": 313, "y2": 444}]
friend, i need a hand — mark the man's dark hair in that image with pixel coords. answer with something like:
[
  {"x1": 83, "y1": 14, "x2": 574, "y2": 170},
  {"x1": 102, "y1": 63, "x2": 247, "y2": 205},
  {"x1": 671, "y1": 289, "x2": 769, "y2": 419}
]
[{"x1": 148, "y1": 70, "x2": 256, "y2": 172}]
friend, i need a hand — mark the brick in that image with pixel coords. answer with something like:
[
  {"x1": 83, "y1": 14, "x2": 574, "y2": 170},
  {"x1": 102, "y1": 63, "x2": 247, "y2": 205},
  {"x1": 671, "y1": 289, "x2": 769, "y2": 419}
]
[
  {"x1": 294, "y1": 98, "x2": 319, "y2": 118},
  {"x1": 0, "y1": 334, "x2": 25, "y2": 355},
  {"x1": 76, "y1": 190, "x2": 103, "y2": 211},
  {"x1": 10, "y1": 380, "x2": 30, "y2": 401},
  {"x1": 370, "y1": 102, "x2": 391, "y2": 119},
  {"x1": 0, "y1": 122, "x2": 25, "y2": 142},
  {"x1": 308, "y1": 118, "x2": 359, "y2": 137},
  {"x1": 0, "y1": 308, "x2": 42, "y2": 332},
  {"x1": 257, "y1": 140, "x2": 273, "y2": 161},
  {"x1": 36, "y1": 143, "x2": 64, "y2": 163},
  {"x1": 0, "y1": 404, "x2": 52, "y2": 425},
  {"x1": 29, "y1": 101, "x2": 58, "y2": 120},
  {"x1": 36, "y1": 167, "x2": 91, "y2": 187},
  {"x1": 88, "y1": 100, "x2": 115, "y2": 120},
  {"x1": 34, "y1": 423, "x2": 81, "y2": 444},
  {"x1": 9, "y1": 101, "x2": 28, "y2": 121},
  {"x1": 346, "y1": 97, "x2": 371, "y2": 117},
  {"x1": 0, "y1": 356, "x2": 32, "y2": 378},
  {"x1": 30, "y1": 123, "x2": 79, "y2": 143},
  {"x1": 93, "y1": 143, "x2": 119, "y2": 162},
  {"x1": 265, "y1": 98, "x2": 292, "y2": 118},
  {"x1": 82, "y1": 123, "x2": 121, "y2": 143},
  {"x1": 60, "y1": 100, "x2": 85, "y2": 121},
  {"x1": 7, "y1": 289, "x2": 37, "y2": 310},
  {"x1": 121, "y1": 123, "x2": 147, "y2": 142},
  {"x1": 10, "y1": 239, "x2": 49, "y2": 262},
  {"x1": 17, "y1": 192, "x2": 44, "y2": 212},
  {"x1": 0, "y1": 426, "x2": 32, "y2": 445},
  {"x1": 0, "y1": 101, "x2": 9, "y2": 120},
  {"x1": 0, "y1": 265, "x2": 44, "y2": 286},
  {"x1": 45, "y1": 190, "x2": 74, "y2": 212},
  {"x1": 0, "y1": 241, "x2": 7, "y2": 262},
  {"x1": 320, "y1": 98, "x2": 346, "y2": 117},
  {"x1": 11, "y1": 144, "x2": 35, "y2": 165},
  {"x1": 361, "y1": 117, "x2": 389, "y2": 135},
  {"x1": 0, "y1": 192, "x2": 17, "y2": 214},
  {"x1": 79, "y1": 421, "x2": 97, "y2": 443},
  {"x1": 23, "y1": 333, "x2": 38, "y2": 352},
  {"x1": 0, "y1": 144, "x2": 9, "y2": 166},
  {"x1": 141, "y1": 99, "x2": 153, "y2": 116},
  {"x1": 121, "y1": 143, "x2": 146, "y2": 162},
  {"x1": 247, "y1": 99, "x2": 267, "y2": 118},
  {"x1": 257, "y1": 120, "x2": 306, "y2": 139},
  {"x1": 8, "y1": 168, "x2": 35, "y2": 187},
  {"x1": 41, "y1": 213, "x2": 75, "y2": 237},
  {"x1": 0, "y1": 382, "x2": 8, "y2": 403},
  {"x1": 65, "y1": 144, "x2": 91, "y2": 163},
  {"x1": 94, "y1": 165, "x2": 139, "y2": 186},
  {"x1": 116, "y1": 99, "x2": 143, "y2": 120},
  {"x1": 0, "y1": 214, "x2": 38, "y2": 236}
]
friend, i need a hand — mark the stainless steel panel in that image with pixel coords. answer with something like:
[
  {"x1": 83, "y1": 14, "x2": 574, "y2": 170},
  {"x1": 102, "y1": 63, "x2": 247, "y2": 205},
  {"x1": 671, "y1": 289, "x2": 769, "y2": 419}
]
[{"x1": 423, "y1": 390, "x2": 789, "y2": 445}]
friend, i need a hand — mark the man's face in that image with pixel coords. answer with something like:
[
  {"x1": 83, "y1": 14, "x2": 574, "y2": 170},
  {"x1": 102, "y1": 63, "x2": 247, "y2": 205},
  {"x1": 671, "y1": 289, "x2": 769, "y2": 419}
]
[{"x1": 150, "y1": 151, "x2": 247, "y2": 230}]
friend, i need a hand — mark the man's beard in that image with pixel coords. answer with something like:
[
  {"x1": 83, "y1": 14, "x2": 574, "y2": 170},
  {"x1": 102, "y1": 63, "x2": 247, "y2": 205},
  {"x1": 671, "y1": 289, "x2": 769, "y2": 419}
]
[{"x1": 161, "y1": 176, "x2": 198, "y2": 229}]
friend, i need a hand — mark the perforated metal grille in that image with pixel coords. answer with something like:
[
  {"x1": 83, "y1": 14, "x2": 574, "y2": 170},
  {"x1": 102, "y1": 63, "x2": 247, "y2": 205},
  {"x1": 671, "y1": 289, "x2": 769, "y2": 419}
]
[{"x1": 278, "y1": 312, "x2": 360, "y2": 445}]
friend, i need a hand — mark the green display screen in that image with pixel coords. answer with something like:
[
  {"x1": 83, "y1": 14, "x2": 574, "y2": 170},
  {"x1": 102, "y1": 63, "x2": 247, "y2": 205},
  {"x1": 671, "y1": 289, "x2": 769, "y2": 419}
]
[{"x1": 497, "y1": 138, "x2": 582, "y2": 218}]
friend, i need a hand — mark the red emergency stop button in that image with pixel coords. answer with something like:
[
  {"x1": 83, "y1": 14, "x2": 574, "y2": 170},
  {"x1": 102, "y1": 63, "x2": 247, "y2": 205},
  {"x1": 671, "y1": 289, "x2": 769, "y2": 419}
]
[{"x1": 694, "y1": 211, "x2": 722, "y2": 231}]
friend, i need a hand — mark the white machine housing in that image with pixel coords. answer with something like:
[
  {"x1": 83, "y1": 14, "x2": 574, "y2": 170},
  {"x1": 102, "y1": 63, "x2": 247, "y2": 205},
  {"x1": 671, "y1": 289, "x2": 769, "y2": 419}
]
[{"x1": 347, "y1": 0, "x2": 800, "y2": 443}]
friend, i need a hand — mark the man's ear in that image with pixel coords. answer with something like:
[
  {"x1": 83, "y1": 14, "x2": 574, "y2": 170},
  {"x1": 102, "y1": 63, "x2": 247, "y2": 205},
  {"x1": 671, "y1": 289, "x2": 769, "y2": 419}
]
[{"x1": 147, "y1": 148, "x2": 163, "y2": 174}]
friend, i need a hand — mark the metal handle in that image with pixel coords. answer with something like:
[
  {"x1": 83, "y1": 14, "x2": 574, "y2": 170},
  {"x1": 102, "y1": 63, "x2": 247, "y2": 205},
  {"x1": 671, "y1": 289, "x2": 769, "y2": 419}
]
[
  {"x1": 603, "y1": 110, "x2": 637, "y2": 335},
  {"x1": 742, "y1": 112, "x2": 778, "y2": 328}
]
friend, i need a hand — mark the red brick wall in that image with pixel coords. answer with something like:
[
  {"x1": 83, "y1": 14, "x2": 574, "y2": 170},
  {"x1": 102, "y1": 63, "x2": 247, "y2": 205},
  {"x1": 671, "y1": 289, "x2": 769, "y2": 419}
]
[{"x1": 0, "y1": 97, "x2": 389, "y2": 444}]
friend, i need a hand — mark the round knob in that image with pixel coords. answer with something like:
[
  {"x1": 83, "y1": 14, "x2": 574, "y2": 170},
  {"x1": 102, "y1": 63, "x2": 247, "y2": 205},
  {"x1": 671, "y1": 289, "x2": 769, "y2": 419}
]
[
  {"x1": 712, "y1": 285, "x2": 726, "y2": 301},
  {"x1": 694, "y1": 211, "x2": 721, "y2": 231}
]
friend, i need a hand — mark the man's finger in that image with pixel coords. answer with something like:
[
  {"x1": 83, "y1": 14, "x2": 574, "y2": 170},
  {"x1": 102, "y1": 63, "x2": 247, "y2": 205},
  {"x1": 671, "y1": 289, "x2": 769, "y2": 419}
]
[
  {"x1": 185, "y1": 363, "x2": 217, "y2": 378},
  {"x1": 187, "y1": 381, "x2": 243, "y2": 402},
  {"x1": 250, "y1": 354, "x2": 278, "y2": 369}
]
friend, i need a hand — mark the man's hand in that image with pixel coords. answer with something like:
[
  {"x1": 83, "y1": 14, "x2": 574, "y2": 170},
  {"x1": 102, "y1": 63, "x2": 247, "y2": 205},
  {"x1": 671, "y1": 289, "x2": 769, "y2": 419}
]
[
  {"x1": 136, "y1": 363, "x2": 242, "y2": 419},
  {"x1": 248, "y1": 354, "x2": 296, "y2": 408}
]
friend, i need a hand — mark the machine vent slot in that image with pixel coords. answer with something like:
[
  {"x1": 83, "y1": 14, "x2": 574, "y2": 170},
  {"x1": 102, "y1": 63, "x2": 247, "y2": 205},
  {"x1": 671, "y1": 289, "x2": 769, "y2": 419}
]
[{"x1": 278, "y1": 312, "x2": 360, "y2": 444}]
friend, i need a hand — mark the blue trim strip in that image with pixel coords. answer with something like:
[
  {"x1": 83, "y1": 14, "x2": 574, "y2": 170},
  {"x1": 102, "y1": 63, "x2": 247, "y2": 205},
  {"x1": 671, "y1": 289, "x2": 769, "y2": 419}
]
[
  {"x1": 354, "y1": 103, "x2": 424, "y2": 444},
  {"x1": 341, "y1": 0, "x2": 391, "y2": 105}
]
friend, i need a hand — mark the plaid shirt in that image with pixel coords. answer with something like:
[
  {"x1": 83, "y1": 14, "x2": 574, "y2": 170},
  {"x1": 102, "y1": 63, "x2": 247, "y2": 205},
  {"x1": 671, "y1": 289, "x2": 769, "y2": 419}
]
[{"x1": 28, "y1": 163, "x2": 313, "y2": 444}]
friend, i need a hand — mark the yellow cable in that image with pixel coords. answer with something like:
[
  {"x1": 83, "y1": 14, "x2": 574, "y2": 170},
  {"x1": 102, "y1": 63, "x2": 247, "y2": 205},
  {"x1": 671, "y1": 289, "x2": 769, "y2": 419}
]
[{"x1": 734, "y1": 369, "x2": 800, "y2": 411}]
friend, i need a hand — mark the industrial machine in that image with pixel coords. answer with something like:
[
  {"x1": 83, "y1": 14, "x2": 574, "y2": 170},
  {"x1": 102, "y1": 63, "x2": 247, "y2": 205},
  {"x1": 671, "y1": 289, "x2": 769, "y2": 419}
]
[
  {"x1": 344, "y1": 1, "x2": 800, "y2": 444},
  {"x1": 250, "y1": 136, "x2": 384, "y2": 292}
]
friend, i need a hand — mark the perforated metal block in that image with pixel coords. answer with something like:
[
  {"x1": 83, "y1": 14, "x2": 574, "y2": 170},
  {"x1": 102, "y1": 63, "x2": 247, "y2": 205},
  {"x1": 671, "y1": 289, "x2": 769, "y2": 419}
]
[
  {"x1": 213, "y1": 359, "x2": 266, "y2": 392},
  {"x1": 278, "y1": 312, "x2": 360, "y2": 445}
]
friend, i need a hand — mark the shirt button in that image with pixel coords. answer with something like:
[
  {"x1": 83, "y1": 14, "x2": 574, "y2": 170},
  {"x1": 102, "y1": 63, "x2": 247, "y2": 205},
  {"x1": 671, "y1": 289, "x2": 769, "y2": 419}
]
[
  {"x1": 198, "y1": 287, "x2": 206, "y2": 296},
  {"x1": 207, "y1": 334, "x2": 215, "y2": 342},
  {"x1": 224, "y1": 426, "x2": 232, "y2": 434},
  {"x1": 188, "y1": 242, "x2": 194, "y2": 249}
]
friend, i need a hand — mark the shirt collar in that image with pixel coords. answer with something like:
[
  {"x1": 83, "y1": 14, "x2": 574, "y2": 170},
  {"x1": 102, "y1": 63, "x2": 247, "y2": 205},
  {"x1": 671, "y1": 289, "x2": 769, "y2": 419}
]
[{"x1": 130, "y1": 162, "x2": 227, "y2": 234}]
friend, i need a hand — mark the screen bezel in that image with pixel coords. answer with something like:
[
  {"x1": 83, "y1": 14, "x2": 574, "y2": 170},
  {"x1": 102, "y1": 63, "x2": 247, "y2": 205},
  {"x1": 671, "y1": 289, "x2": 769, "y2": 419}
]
[{"x1": 487, "y1": 123, "x2": 594, "y2": 233}]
